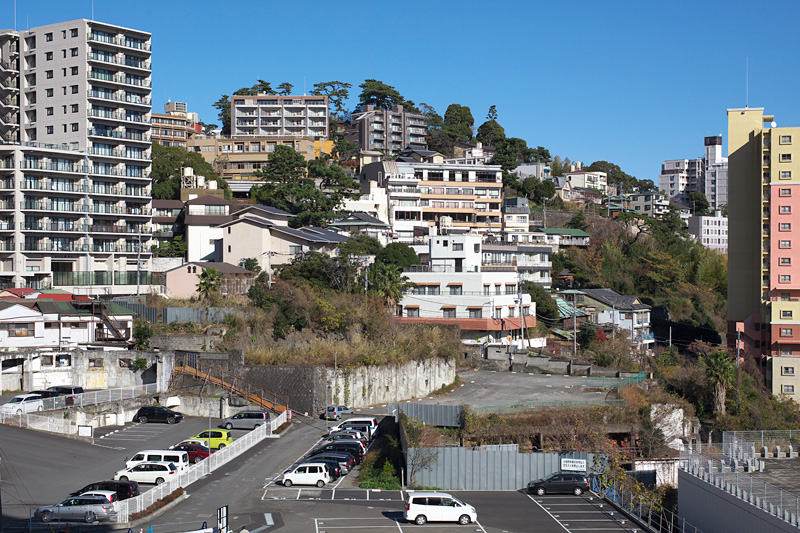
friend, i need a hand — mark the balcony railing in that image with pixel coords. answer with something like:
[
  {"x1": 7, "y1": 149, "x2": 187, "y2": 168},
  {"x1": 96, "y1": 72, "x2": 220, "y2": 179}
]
[
  {"x1": 88, "y1": 109, "x2": 150, "y2": 123},
  {"x1": 89, "y1": 147, "x2": 151, "y2": 160},
  {"x1": 89, "y1": 71, "x2": 151, "y2": 88},
  {"x1": 23, "y1": 222, "x2": 86, "y2": 232},
  {"x1": 89, "y1": 90, "x2": 151, "y2": 106},
  {"x1": 88, "y1": 53, "x2": 151, "y2": 71},
  {"x1": 22, "y1": 202, "x2": 88, "y2": 213},
  {"x1": 90, "y1": 224, "x2": 145, "y2": 234},
  {"x1": 89, "y1": 33, "x2": 151, "y2": 52},
  {"x1": 88, "y1": 128, "x2": 151, "y2": 142},
  {"x1": 22, "y1": 161, "x2": 89, "y2": 173},
  {"x1": 22, "y1": 182, "x2": 89, "y2": 193},
  {"x1": 23, "y1": 242, "x2": 89, "y2": 252}
]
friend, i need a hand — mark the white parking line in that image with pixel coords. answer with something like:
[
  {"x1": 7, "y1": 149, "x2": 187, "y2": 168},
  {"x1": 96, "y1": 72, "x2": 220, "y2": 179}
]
[{"x1": 525, "y1": 494, "x2": 570, "y2": 532}]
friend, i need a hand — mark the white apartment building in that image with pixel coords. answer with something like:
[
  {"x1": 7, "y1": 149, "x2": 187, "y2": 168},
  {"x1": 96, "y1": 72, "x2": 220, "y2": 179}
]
[
  {"x1": 0, "y1": 20, "x2": 153, "y2": 294},
  {"x1": 623, "y1": 190, "x2": 670, "y2": 218},
  {"x1": 360, "y1": 160, "x2": 503, "y2": 242},
  {"x1": 563, "y1": 169, "x2": 609, "y2": 194},
  {"x1": 688, "y1": 210, "x2": 728, "y2": 254},
  {"x1": 396, "y1": 234, "x2": 534, "y2": 343},
  {"x1": 230, "y1": 94, "x2": 328, "y2": 139},
  {"x1": 659, "y1": 136, "x2": 728, "y2": 210}
]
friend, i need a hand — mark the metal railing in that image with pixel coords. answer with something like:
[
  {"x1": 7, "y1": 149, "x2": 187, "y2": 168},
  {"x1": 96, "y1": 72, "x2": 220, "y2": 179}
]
[
  {"x1": 117, "y1": 423, "x2": 269, "y2": 522},
  {"x1": 723, "y1": 430, "x2": 800, "y2": 464},
  {"x1": 592, "y1": 475, "x2": 704, "y2": 532},
  {"x1": 680, "y1": 451, "x2": 800, "y2": 527},
  {"x1": 585, "y1": 371, "x2": 647, "y2": 389}
]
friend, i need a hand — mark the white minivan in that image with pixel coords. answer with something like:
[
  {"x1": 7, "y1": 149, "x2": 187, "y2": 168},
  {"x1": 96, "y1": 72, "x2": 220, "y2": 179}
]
[
  {"x1": 126, "y1": 450, "x2": 190, "y2": 472},
  {"x1": 1, "y1": 393, "x2": 43, "y2": 415},
  {"x1": 328, "y1": 416, "x2": 378, "y2": 438},
  {"x1": 404, "y1": 492, "x2": 478, "y2": 525},
  {"x1": 282, "y1": 463, "x2": 330, "y2": 487}
]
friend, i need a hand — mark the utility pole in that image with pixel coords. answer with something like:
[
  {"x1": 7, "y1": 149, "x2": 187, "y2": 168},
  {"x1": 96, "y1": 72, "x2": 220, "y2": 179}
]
[
  {"x1": 517, "y1": 271, "x2": 526, "y2": 350},
  {"x1": 669, "y1": 327, "x2": 672, "y2": 348},
  {"x1": 573, "y1": 307, "x2": 577, "y2": 357},
  {"x1": 612, "y1": 304, "x2": 615, "y2": 342},
  {"x1": 737, "y1": 329, "x2": 742, "y2": 407}
]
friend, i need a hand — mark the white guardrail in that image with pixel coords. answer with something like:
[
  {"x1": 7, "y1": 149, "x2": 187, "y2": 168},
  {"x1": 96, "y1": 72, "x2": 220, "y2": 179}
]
[{"x1": 117, "y1": 410, "x2": 287, "y2": 523}]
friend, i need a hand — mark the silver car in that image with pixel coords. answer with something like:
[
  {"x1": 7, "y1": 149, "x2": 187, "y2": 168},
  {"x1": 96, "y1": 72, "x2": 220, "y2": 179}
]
[
  {"x1": 221, "y1": 410, "x2": 270, "y2": 430},
  {"x1": 35, "y1": 495, "x2": 116, "y2": 523}
]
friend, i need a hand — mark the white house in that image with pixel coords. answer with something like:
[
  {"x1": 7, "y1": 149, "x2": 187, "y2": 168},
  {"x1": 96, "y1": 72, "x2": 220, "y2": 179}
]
[
  {"x1": 688, "y1": 211, "x2": 728, "y2": 254},
  {"x1": 560, "y1": 288, "x2": 655, "y2": 350}
]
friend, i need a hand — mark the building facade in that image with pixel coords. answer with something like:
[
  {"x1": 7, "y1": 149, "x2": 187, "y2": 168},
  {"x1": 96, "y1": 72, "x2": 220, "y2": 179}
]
[
  {"x1": 728, "y1": 108, "x2": 800, "y2": 397},
  {"x1": 688, "y1": 211, "x2": 728, "y2": 254},
  {"x1": 624, "y1": 190, "x2": 670, "y2": 218},
  {"x1": 659, "y1": 136, "x2": 728, "y2": 210},
  {"x1": 0, "y1": 19, "x2": 153, "y2": 294},
  {"x1": 230, "y1": 94, "x2": 327, "y2": 138},
  {"x1": 347, "y1": 104, "x2": 427, "y2": 154},
  {"x1": 151, "y1": 102, "x2": 199, "y2": 148}
]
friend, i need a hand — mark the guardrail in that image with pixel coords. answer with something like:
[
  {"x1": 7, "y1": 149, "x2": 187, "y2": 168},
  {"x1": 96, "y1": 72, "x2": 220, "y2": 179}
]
[
  {"x1": 270, "y1": 410, "x2": 287, "y2": 432},
  {"x1": 117, "y1": 423, "x2": 270, "y2": 522}
]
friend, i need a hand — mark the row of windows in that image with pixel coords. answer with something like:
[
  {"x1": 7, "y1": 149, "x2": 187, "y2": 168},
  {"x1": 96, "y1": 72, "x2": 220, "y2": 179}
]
[
  {"x1": 44, "y1": 28, "x2": 80, "y2": 42},
  {"x1": 45, "y1": 66, "x2": 80, "y2": 79},
  {"x1": 44, "y1": 86, "x2": 80, "y2": 97},
  {"x1": 405, "y1": 307, "x2": 530, "y2": 319},
  {"x1": 44, "y1": 48, "x2": 79, "y2": 61},
  {"x1": 44, "y1": 123, "x2": 80, "y2": 134}
]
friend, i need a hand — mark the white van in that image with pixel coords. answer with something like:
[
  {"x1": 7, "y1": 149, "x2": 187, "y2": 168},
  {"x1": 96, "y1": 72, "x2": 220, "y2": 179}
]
[
  {"x1": 126, "y1": 450, "x2": 190, "y2": 473},
  {"x1": 281, "y1": 463, "x2": 330, "y2": 487},
  {"x1": 1, "y1": 393, "x2": 43, "y2": 415},
  {"x1": 328, "y1": 416, "x2": 378, "y2": 438},
  {"x1": 404, "y1": 492, "x2": 477, "y2": 525}
]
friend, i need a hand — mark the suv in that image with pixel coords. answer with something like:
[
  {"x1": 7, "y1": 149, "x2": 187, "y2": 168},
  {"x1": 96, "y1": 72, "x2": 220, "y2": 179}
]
[
  {"x1": 527, "y1": 473, "x2": 589, "y2": 495},
  {"x1": 221, "y1": 410, "x2": 270, "y2": 430},
  {"x1": 133, "y1": 405, "x2": 183, "y2": 424},
  {"x1": 35, "y1": 495, "x2": 116, "y2": 523},
  {"x1": 70, "y1": 480, "x2": 140, "y2": 501},
  {"x1": 404, "y1": 492, "x2": 477, "y2": 525},
  {"x1": 47, "y1": 385, "x2": 84, "y2": 396},
  {"x1": 312, "y1": 442, "x2": 364, "y2": 463}
]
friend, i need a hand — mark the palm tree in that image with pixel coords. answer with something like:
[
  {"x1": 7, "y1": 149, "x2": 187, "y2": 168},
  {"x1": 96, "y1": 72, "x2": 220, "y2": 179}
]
[
  {"x1": 368, "y1": 263, "x2": 411, "y2": 309},
  {"x1": 701, "y1": 351, "x2": 735, "y2": 416},
  {"x1": 196, "y1": 267, "x2": 222, "y2": 300}
]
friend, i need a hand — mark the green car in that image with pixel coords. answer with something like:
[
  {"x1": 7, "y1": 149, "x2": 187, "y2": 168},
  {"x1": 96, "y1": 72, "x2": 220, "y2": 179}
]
[{"x1": 190, "y1": 429, "x2": 232, "y2": 449}]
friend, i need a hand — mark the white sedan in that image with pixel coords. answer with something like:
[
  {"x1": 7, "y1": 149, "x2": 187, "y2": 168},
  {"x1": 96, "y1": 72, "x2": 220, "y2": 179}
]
[
  {"x1": 1, "y1": 394, "x2": 43, "y2": 415},
  {"x1": 113, "y1": 462, "x2": 177, "y2": 485}
]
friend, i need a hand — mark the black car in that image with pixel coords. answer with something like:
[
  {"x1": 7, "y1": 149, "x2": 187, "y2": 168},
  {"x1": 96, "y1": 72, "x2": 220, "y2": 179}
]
[
  {"x1": 30, "y1": 390, "x2": 61, "y2": 399},
  {"x1": 132, "y1": 406, "x2": 183, "y2": 424},
  {"x1": 312, "y1": 442, "x2": 364, "y2": 464},
  {"x1": 47, "y1": 385, "x2": 85, "y2": 396},
  {"x1": 305, "y1": 452, "x2": 356, "y2": 472},
  {"x1": 527, "y1": 473, "x2": 589, "y2": 496},
  {"x1": 70, "y1": 480, "x2": 140, "y2": 501},
  {"x1": 308, "y1": 459, "x2": 342, "y2": 479}
]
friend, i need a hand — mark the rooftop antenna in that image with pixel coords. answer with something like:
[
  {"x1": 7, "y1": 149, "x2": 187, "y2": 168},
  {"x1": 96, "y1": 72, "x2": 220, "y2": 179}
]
[
  {"x1": 91, "y1": 0, "x2": 94, "y2": 21},
  {"x1": 13, "y1": 0, "x2": 16, "y2": 31},
  {"x1": 745, "y1": 57, "x2": 749, "y2": 108}
]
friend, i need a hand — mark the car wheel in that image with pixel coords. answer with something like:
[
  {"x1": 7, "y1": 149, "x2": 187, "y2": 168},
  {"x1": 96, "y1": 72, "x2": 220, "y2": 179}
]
[
  {"x1": 119, "y1": 476, "x2": 128, "y2": 481},
  {"x1": 254, "y1": 423, "x2": 261, "y2": 428},
  {"x1": 535, "y1": 487, "x2": 545, "y2": 496},
  {"x1": 15, "y1": 409, "x2": 21, "y2": 416},
  {"x1": 414, "y1": 515, "x2": 427, "y2": 525},
  {"x1": 37, "y1": 406, "x2": 43, "y2": 411},
  {"x1": 218, "y1": 443, "x2": 226, "y2": 448},
  {"x1": 316, "y1": 480, "x2": 325, "y2": 488},
  {"x1": 139, "y1": 416, "x2": 148, "y2": 424},
  {"x1": 155, "y1": 477, "x2": 165, "y2": 485},
  {"x1": 40, "y1": 511, "x2": 52, "y2": 523},
  {"x1": 573, "y1": 487, "x2": 583, "y2": 496},
  {"x1": 458, "y1": 514, "x2": 471, "y2": 525},
  {"x1": 225, "y1": 423, "x2": 233, "y2": 430},
  {"x1": 85, "y1": 512, "x2": 96, "y2": 524},
  {"x1": 167, "y1": 417, "x2": 175, "y2": 424},
  {"x1": 283, "y1": 479, "x2": 293, "y2": 487}
]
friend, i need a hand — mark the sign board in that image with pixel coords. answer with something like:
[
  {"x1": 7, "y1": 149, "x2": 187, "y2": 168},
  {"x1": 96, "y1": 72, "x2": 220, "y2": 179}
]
[
  {"x1": 560, "y1": 458, "x2": 587, "y2": 472},
  {"x1": 217, "y1": 505, "x2": 228, "y2": 533},
  {"x1": 77, "y1": 425, "x2": 93, "y2": 438}
]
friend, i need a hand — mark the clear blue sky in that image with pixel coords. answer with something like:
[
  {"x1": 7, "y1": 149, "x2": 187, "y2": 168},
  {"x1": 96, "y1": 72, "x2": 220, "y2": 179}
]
[{"x1": 9, "y1": 0, "x2": 800, "y2": 180}]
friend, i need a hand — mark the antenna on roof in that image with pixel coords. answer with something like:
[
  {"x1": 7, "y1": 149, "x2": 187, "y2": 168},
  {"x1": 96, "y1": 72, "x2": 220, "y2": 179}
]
[{"x1": 745, "y1": 57, "x2": 749, "y2": 108}]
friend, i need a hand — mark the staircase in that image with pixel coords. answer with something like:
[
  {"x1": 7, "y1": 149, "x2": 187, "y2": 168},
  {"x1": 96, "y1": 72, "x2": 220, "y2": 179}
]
[{"x1": 172, "y1": 353, "x2": 288, "y2": 413}]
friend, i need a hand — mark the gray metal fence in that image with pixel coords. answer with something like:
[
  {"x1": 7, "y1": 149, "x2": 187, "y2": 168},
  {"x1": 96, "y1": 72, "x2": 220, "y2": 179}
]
[
  {"x1": 391, "y1": 403, "x2": 463, "y2": 427},
  {"x1": 407, "y1": 444, "x2": 597, "y2": 490},
  {"x1": 163, "y1": 307, "x2": 248, "y2": 325}
]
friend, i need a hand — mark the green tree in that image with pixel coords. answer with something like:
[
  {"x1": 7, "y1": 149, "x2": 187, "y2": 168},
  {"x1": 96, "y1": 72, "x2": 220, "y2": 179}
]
[
  {"x1": 521, "y1": 177, "x2": 556, "y2": 205},
  {"x1": 492, "y1": 137, "x2": 538, "y2": 172},
  {"x1": 338, "y1": 234, "x2": 383, "y2": 258},
  {"x1": 151, "y1": 143, "x2": 230, "y2": 200},
  {"x1": 443, "y1": 104, "x2": 474, "y2": 144},
  {"x1": 197, "y1": 268, "x2": 222, "y2": 300},
  {"x1": 260, "y1": 144, "x2": 307, "y2": 182},
  {"x1": 133, "y1": 319, "x2": 152, "y2": 350},
  {"x1": 151, "y1": 235, "x2": 187, "y2": 258},
  {"x1": 376, "y1": 242, "x2": 420, "y2": 269},
  {"x1": 701, "y1": 350, "x2": 735, "y2": 415},
  {"x1": 476, "y1": 120, "x2": 505, "y2": 148},
  {"x1": 420, "y1": 103, "x2": 451, "y2": 155},
  {"x1": 522, "y1": 282, "x2": 559, "y2": 322},
  {"x1": 368, "y1": 262, "x2": 411, "y2": 309},
  {"x1": 585, "y1": 160, "x2": 645, "y2": 193},
  {"x1": 277, "y1": 82, "x2": 294, "y2": 95},
  {"x1": 212, "y1": 94, "x2": 232, "y2": 135},
  {"x1": 311, "y1": 81, "x2": 352, "y2": 120},
  {"x1": 240, "y1": 257, "x2": 262, "y2": 273},
  {"x1": 278, "y1": 252, "x2": 338, "y2": 290},
  {"x1": 566, "y1": 211, "x2": 588, "y2": 231},
  {"x1": 689, "y1": 191, "x2": 711, "y2": 216},
  {"x1": 577, "y1": 323, "x2": 597, "y2": 349},
  {"x1": 486, "y1": 105, "x2": 498, "y2": 122},
  {"x1": 358, "y1": 79, "x2": 405, "y2": 110},
  {"x1": 333, "y1": 137, "x2": 359, "y2": 161}
]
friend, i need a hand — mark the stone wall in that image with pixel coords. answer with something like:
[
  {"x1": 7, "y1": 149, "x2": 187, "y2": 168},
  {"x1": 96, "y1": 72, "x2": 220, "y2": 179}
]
[{"x1": 151, "y1": 332, "x2": 225, "y2": 352}]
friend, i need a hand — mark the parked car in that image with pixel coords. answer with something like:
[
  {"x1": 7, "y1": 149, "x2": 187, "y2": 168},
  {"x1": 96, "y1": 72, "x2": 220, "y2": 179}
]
[
  {"x1": 79, "y1": 490, "x2": 119, "y2": 511},
  {"x1": 190, "y1": 429, "x2": 232, "y2": 449},
  {"x1": 1, "y1": 393, "x2": 43, "y2": 415},
  {"x1": 114, "y1": 462, "x2": 177, "y2": 485},
  {"x1": 527, "y1": 473, "x2": 589, "y2": 496},
  {"x1": 323, "y1": 405, "x2": 354, "y2": 420},
  {"x1": 132, "y1": 405, "x2": 183, "y2": 424},
  {"x1": 312, "y1": 442, "x2": 364, "y2": 463},
  {"x1": 404, "y1": 492, "x2": 477, "y2": 525},
  {"x1": 306, "y1": 459, "x2": 342, "y2": 479},
  {"x1": 328, "y1": 416, "x2": 378, "y2": 436},
  {"x1": 46, "y1": 385, "x2": 85, "y2": 396},
  {"x1": 35, "y1": 495, "x2": 116, "y2": 523},
  {"x1": 221, "y1": 410, "x2": 270, "y2": 430},
  {"x1": 126, "y1": 450, "x2": 190, "y2": 472},
  {"x1": 30, "y1": 389, "x2": 60, "y2": 399},
  {"x1": 325, "y1": 433, "x2": 367, "y2": 448},
  {"x1": 282, "y1": 463, "x2": 329, "y2": 487},
  {"x1": 70, "y1": 480, "x2": 139, "y2": 501},
  {"x1": 304, "y1": 452, "x2": 356, "y2": 473},
  {"x1": 171, "y1": 439, "x2": 206, "y2": 448},
  {"x1": 170, "y1": 443, "x2": 213, "y2": 463},
  {"x1": 328, "y1": 429, "x2": 367, "y2": 442}
]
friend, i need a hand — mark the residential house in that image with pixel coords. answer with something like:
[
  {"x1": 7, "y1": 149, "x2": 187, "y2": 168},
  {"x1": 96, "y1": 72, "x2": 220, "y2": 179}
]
[
  {"x1": 659, "y1": 135, "x2": 728, "y2": 210},
  {"x1": 328, "y1": 212, "x2": 392, "y2": 244},
  {"x1": 163, "y1": 261, "x2": 255, "y2": 299},
  {"x1": 531, "y1": 228, "x2": 590, "y2": 249},
  {"x1": 624, "y1": 191, "x2": 670, "y2": 219},
  {"x1": 151, "y1": 199, "x2": 184, "y2": 249},
  {"x1": 482, "y1": 240, "x2": 553, "y2": 289},
  {"x1": 563, "y1": 169, "x2": 610, "y2": 194},
  {"x1": 560, "y1": 288, "x2": 655, "y2": 350},
  {"x1": 512, "y1": 162, "x2": 552, "y2": 181},
  {"x1": 184, "y1": 196, "x2": 234, "y2": 262},
  {"x1": 502, "y1": 197, "x2": 530, "y2": 233}
]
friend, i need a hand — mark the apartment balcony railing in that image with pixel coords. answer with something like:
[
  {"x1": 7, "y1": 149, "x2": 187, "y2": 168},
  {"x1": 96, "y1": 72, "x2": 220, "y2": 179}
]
[
  {"x1": 22, "y1": 160, "x2": 89, "y2": 174},
  {"x1": 0, "y1": 240, "x2": 13, "y2": 251},
  {"x1": 0, "y1": 200, "x2": 13, "y2": 209},
  {"x1": 23, "y1": 222, "x2": 86, "y2": 232},
  {"x1": 92, "y1": 244, "x2": 143, "y2": 253},
  {"x1": 88, "y1": 108, "x2": 150, "y2": 123},
  {"x1": 22, "y1": 182, "x2": 89, "y2": 193},
  {"x1": 90, "y1": 224, "x2": 145, "y2": 234},
  {"x1": 89, "y1": 33, "x2": 151, "y2": 52},
  {"x1": 22, "y1": 202, "x2": 89, "y2": 213},
  {"x1": 88, "y1": 147, "x2": 150, "y2": 160},
  {"x1": 23, "y1": 242, "x2": 90, "y2": 252},
  {"x1": 88, "y1": 128, "x2": 151, "y2": 142},
  {"x1": 89, "y1": 71, "x2": 151, "y2": 88},
  {"x1": 89, "y1": 90, "x2": 151, "y2": 106},
  {"x1": 88, "y1": 53, "x2": 151, "y2": 71},
  {"x1": 0, "y1": 179, "x2": 13, "y2": 189}
]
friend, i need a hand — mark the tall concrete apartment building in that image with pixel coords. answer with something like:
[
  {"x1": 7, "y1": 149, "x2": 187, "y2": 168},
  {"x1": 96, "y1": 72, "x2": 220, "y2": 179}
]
[
  {"x1": 0, "y1": 19, "x2": 153, "y2": 293},
  {"x1": 728, "y1": 108, "x2": 800, "y2": 397},
  {"x1": 347, "y1": 104, "x2": 427, "y2": 154},
  {"x1": 659, "y1": 136, "x2": 728, "y2": 210}
]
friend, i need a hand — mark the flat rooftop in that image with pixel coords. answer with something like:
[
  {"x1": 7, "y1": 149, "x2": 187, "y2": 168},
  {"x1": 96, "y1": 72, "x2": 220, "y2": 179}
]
[{"x1": 752, "y1": 458, "x2": 800, "y2": 495}]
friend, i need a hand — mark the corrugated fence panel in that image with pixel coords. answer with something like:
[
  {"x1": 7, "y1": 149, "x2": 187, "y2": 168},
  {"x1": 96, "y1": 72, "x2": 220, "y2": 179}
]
[
  {"x1": 163, "y1": 307, "x2": 248, "y2": 324},
  {"x1": 409, "y1": 446, "x2": 597, "y2": 491},
  {"x1": 390, "y1": 403, "x2": 463, "y2": 427}
]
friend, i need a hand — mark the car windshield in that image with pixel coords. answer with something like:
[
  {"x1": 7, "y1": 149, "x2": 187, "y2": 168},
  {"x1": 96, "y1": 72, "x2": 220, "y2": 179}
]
[{"x1": 8, "y1": 397, "x2": 25, "y2": 403}]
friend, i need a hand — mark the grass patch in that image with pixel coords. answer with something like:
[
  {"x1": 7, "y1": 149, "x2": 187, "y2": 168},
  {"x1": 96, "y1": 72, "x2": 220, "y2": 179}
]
[
  {"x1": 428, "y1": 375, "x2": 461, "y2": 397},
  {"x1": 274, "y1": 421, "x2": 291, "y2": 434}
]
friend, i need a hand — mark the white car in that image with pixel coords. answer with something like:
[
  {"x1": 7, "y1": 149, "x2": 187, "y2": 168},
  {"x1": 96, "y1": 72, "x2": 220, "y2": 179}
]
[
  {"x1": 113, "y1": 462, "x2": 177, "y2": 485},
  {"x1": 404, "y1": 492, "x2": 477, "y2": 525},
  {"x1": 1, "y1": 393, "x2": 44, "y2": 415},
  {"x1": 282, "y1": 463, "x2": 330, "y2": 487}
]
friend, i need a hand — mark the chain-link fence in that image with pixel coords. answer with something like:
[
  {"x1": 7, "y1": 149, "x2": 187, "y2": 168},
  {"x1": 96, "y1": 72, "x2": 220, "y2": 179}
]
[{"x1": 723, "y1": 430, "x2": 800, "y2": 464}]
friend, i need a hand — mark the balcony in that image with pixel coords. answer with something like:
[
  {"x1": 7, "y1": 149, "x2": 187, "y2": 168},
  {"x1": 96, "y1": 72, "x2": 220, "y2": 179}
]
[
  {"x1": 21, "y1": 160, "x2": 89, "y2": 173},
  {"x1": 23, "y1": 242, "x2": 89, "y2": 252},
  {"x1": 89, "y1": 90, "x2": 150, "y2": 106},
  {"x1": 89, "y1": 71, "x2": 151, "y2": 88},
  {"x1": 88, "y1": 108, "x2": 150, "y2": 124},
  {"x1": 88, "y1": 33, "x2": 151, "y2": 52},
  {"x1": 0, "y1": 240, "x2": 13, "y2": 251},
  {"x1": 23, "y1": 201, "x2": 88, "y2": 213},
  {"x1": 22, "y1": 181, "x2": 89, "y2": 193},
  {"x1": 24, "y1": 222, "x2": 86, "y2": 232},
  {"x1": 88, "y1": 128, "x2": 150, "y2": 142},
  {"x1": 90, "y1": 224, "x2": 144, "y2": 234},
  {"x1": 88, "y1": 52, "x2": 151, "y2": 71},
  {"x1": 89, "y1": 147, "x2": 150, "y2": 160}
]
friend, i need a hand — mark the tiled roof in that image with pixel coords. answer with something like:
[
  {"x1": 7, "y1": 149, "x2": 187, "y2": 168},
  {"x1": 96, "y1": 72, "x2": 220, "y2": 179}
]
[{"x1": 535, "y1": 228, "x2": 590, "y2": 237}]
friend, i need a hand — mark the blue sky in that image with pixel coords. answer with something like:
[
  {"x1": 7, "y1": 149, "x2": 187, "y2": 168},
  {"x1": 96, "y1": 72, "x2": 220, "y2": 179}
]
[{"x1": 9, "y1": 0, "x2": 800, "y2": 180}]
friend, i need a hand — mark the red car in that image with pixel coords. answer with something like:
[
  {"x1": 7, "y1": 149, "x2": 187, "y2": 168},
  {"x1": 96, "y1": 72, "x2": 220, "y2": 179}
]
[{"x1": 171, "y1": 443, "x2": 213, "y2": 463}]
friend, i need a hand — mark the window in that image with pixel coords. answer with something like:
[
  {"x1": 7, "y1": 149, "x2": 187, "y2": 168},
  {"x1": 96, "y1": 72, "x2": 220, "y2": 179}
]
[
  {"x1": 71, "y1": 66, "x2": 78, "y2": 75},
  {"x1": 61, "y1": 67, "x2": 67, "y2": 77},
  {"x1": 62, "y1": 49, "x2": 66, "y2": 58},
  {"x1": 453, "y1": 243, "x2": 464, "y2": 251},
  {"x1": 71, "y1": 104, "x2": 78, "y2": 113},
  {"x1": 781, "y1": 274, "x2": 792, "y2": 283},
  {"x1": 46, "y1": 126, "x2": 53, "y2": 134},
  {"x1": 781, "y1": 240, "x2": 791, "y2": 248},
  {"x1": 782, "y1": 154, "x2": 793, "y2": 162},
  {"x1": 781, "y1": 257, "x2": 792, "y2": 265},
  {"x1": 46, "y1": 107, "x2": 53, "y2": 116},
  {"x1": 781, "y1": 223, "x2": 792, "y2": 231},
  {"x1": 407, "y1": 308, "x2": 419, "y2": 318},
  {"x1": 449, "y1": 285, "x2": 462, "y2": 295},
  {"x1": 289, "y1": 245, "x2": 302, "y2": 255},
  {"x1": 781, "y1": 346, "x2": 793, "y2": 355},
  {"x1": 782, "y1": 171, "x2": 792, "y2": 179},
  {"x1": 62, "y1": 124, "x2": 67, "y2": 132},
  {"x1": 46, "y1": 88, "x2": 53, "y2": 97},
  {"x1": 70, "y1": 28, "x2": 78, "y2": 37},
  {"x1": 782, "y1": 205, "x2": 792, "y2": 213},
  {"x1": 783, "y1": 385, "x2": 795, "y2": 395},
  {"x1": 781, "y1": 189, "x2": 792, "y2": 197},
  {"x1": 781, "y1": 328, "x2": 793, "y2": 336},
  {"x1": 783, "y1": 310, "x2": 794, "y2": 319},
  {"x1": 71, "y1": 123, "x2": 78, "y2": 132},
  {"x1": 45, "y1": 32, "x2": 53, "y2": 42},
  {"x1": 71, "y1": 85, "x2": 78, "y2": 94},
  {"x1": 469, "y1": 308, "x2": 483, "y2": 319},
  {"x1": 440, "y1": 308, "x2": 455, "y2": 318},
  {"x1": 45, "y1": 51, "x2": 53, "y2": 61},
  {"x1": 70, "y1": 47, "x2": 78, "y2": 57},
  {"x1": 46, "y1": 69, "x2": 53, "y2": 79}
]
